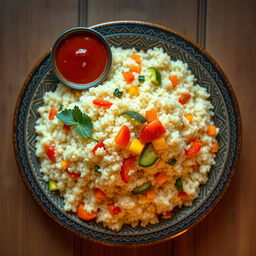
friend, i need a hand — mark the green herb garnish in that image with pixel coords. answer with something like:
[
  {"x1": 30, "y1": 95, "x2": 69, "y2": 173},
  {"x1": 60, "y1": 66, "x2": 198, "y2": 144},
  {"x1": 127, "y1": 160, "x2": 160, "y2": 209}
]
[
  {"x1": 94, "y1": 165, "x2": 101, "y2": 173},
  {"x1": 113, "y1": 88, "x2": 123, "y2": 97},
  {"x1": 175, "y1": 178, "x2": 183, "y2": 192},
  {"x1": 56, "y1": 106, "x2": 98, "y2": 141},
  {"x1": 168, "y1": 158, "x2": 177, "y2": 165},
  {"x1": 58, "y1": 104, "x2": 63, "y2": 111},
  {"x1": 138, "y1": 75, "x2": 145, "y2": 83}
]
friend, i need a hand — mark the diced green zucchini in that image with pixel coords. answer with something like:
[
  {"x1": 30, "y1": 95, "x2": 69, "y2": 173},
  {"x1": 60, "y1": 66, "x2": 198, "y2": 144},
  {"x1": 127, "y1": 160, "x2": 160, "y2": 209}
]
[
  {"x1": 139, "y1": 144, "x2": 159, "y2": 167},
  {"x1": 113, "y1": 88, "x2": 123, "y2": 97},
  {"x1": 121, "y1": 111, "x2": 147, "y2": 124},
  {"x1": 168, "y1": 158, "x2": 177, "y2": 165},
  {"x1": 94, "y1": 165, "x2": 101, "y2": 173},
  {"x1": 132, "y1": 182, "x2": 152, "y2": 195},
  {"x1": 138, "y1": 75, "x2": 145, "y2": 83},
  {"x1": 49, "y1": 180, "x2": 59, "y2": 191},
  {"x1": 175, "y1": 178, "x2": 183, "y2": 192},
  {"x1": 148, "y1": 67, "x2": 161, "y2": 85}
]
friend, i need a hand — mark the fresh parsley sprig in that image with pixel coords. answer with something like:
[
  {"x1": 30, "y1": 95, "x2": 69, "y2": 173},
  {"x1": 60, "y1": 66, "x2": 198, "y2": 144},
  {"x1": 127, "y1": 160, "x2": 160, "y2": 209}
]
[{"x1": 56, "y1": 106, "x2": 98, "y2": 142}]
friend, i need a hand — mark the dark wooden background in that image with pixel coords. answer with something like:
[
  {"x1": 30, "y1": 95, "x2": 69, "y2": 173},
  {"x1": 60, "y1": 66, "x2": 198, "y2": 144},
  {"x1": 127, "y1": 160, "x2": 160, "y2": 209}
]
[{"x1": 1, "y1": 0, "x2": 255, "y2": 255}]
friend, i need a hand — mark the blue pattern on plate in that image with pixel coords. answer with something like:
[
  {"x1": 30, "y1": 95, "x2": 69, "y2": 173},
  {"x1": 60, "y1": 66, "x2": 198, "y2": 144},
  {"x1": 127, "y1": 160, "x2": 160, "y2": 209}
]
[{"x1": 13, "y1": 22, "x2": 241, "y2": 245}]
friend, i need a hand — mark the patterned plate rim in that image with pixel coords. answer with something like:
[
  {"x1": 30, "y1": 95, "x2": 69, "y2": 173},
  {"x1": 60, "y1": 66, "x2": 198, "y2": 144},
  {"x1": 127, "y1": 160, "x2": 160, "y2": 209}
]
[{"x1": 12, "y1": 20, "x2": 242, "y2": 247}]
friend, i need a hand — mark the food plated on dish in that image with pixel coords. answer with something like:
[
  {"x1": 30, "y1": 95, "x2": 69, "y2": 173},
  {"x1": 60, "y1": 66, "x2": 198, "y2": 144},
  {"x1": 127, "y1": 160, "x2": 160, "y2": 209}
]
[
  {"x1": 36, "y1": 47, "x2": 219, "y2": 231},
  {"x1": 13, "y1": 21, "x2": 241, "y2": 245}
]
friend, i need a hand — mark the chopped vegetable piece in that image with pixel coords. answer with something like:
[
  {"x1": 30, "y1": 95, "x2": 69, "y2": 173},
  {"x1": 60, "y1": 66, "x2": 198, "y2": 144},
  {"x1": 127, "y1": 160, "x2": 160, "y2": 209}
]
[
  {"x1": 77, "y1": 203, "x2": 97, "y2": 221},
  {"x1": 130, "y1": 65, "x2": 141, "y2": 73},
  {"x1": 146, "y1": 109, "x2": 157, "y2": 123},
  {"x1": 61, "y1": 160, "x2": 70, "y2": 170},
  {"x1": 178, "y1": 191, "x2": 188, "y2": 200},
  {"x1": 132, "y1": 182, "x2": 152, "y2": 195},
  {"x1": 123, "y1": 71, "x2": 135, "y2": 83},
  {"x1": 121, "y1": 111, "x2": 146, "y2": 123},
  {"x1": 211, "y1": 142, "x2": 219, "y2": 153},
  {"x1": 63, "y1": 124, "x2": 71, "y2": 131},
  {"x1": 115, "y1": 125, "x2": 131, "y2": 147},
  {"x1": 93, "y1": 188, "x2": 106, "y2": 200},
  {"x1": 138, "y1": 75, "x2": 145, "y2": 83},
  {"x1": 65, "y1": 169, "x2": 81, "y2": 179},
  {"x1": 185, "y1": 139, "x2": 202, "y2": 158},
  {"x1": 113, "y1": 88, "x2": 123, "y2": 98},
  {"x1": 129, "y1": 138, "x2": 145, "y2": 155},
  {"x1": 169, "y1": 75, "x2": 179, "y2": 86},
  {"x1": 139, "y1": 119, "x2": 166, "y2": 144},
  {"x1": 168, "y1": 158, "x2": 177, "y2": 165},
  {"x1": 49, "y1": 180, "x2": 58, "y2": 191},
  {"x1": 145, "y1": 189, "x2": 154, "y2": 200},
  {"x1": 139, "y1": 144, "x2": 158, "y2": 167},
  {"x1": 191, "y1": 162, "x2": 199, "y2": 170},
  {"x1": 127, "y1": 86, "x2": 140, "y2": 96},
  {"x1": 45, "y1": 145, "x2": 57, "y2": 162},
  {"x1": 175, "y1": 178, "x2": 183, "y2": 192},
  {"x1": 148, "y1": 67, "x2": 161, "y2": 85},
  {"x1": 184, "y1": 113, "x2": 193, "y2": 123},
  {"x1": 49, "y1": 108, "x2": 58, "y2": 120},
  {"x1": 58, "y1": 104, "x2": 63, "y2": 111},
  {"x1": 152, "y1": 137, "x2": 168, "y2": 150},
  {"x1": 179, "y1": 93, "x2": 191, "y2": 104},
  {"x1": 131, "y1": 54, "x2": 141, "y2": 64},
  {"x1": 94, "y1": 165, "x2": 101, "y2": 173},
  {"x1": 93, "y1": 99, "x2": 113, "y2": 109},
  {"x1": 108, "y1": 203, "x2": 121, "y2": 215},
  {"x1": 207, "y1": 125, "x2": 217, "y2": 136},
  {"x1": 92, "y1": 140, "x2": 106, "y2": 154},
  {"x1": 154, "y1": 172, "x2": 168, "y2": 185},
  {"x1": 120, "y1": 156, "x2": 137, "y2": 183}
]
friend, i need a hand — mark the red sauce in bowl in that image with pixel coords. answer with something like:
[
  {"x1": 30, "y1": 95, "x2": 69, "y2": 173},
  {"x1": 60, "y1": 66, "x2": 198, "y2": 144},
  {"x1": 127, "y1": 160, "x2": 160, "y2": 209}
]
[{"x1": 55, "y1": 34, "x2": 108, "y2": 84}]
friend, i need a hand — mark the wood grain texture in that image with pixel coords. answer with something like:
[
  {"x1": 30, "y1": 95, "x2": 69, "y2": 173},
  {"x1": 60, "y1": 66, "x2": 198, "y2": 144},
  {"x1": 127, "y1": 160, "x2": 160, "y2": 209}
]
[{"x1": 0, "y1": 0, "x2": 78, "y2": 255}]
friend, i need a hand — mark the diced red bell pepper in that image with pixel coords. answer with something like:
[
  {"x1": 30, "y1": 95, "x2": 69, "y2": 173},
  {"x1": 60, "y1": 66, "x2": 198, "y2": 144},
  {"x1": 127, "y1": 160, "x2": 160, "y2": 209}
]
[
  {"x1": 139, "y1": 119, "x2": 166, "y2": 144},
  {"x1": 179, "y1": 93, "x2": 191, "y2": 104},
  {"x1": 92, "y1": 140, "x2": 106, "y2": 154},
  {"x1": 115, "y1": 125, "x2": 131, "y2": 147},
  {"x1": 178, "y1": 191, "x2": 188, "y2": 200},
  {"x1": 108, "y1": 203, "x2": 121, "y2": 215},
  {"x1": 48, "y1": 108, "x2": 58, "y2": 120},
  {"x1": 45, "y1": 145, "x2": 57, "y2": 162},
  {"x1": 93, "y1": 188, "x2": 106, "y2": 200},
  {"x1": 185, "y1": 139, "x2": 202, "y2": 158},
  {"x1": 93, "y1": 99, "x2": 113, "y2": 109},
  {"x1": 77, "y1": 203, "x2": 97, "y2": 221},
  {"x1": 191, "y1": 162, "x2": 200, "y2": 170},
  {"x1": 63, "y1": 124, "x2": 71, "y2": 131},
  {"x1": 65, "y1": 169, "x2": 81, "y2": 179},
  {"x1": 120, "y1": 156, "x2": 136, "y2": 183}
]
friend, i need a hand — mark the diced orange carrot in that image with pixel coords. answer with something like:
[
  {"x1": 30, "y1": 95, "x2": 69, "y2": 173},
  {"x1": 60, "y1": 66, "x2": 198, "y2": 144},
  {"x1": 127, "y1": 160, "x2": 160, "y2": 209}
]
[
  {"x1": 155, "y1": 172, "x2": 168, "y2": 185},
  {"x1": 93, "y1": 99, "x2": 113, "y2": 109},
  {"x1": 169, "y1": 75, "x2": 179, "y2": 86},
  {"x1": 49, "y1": 108, "x2": 58, "y2": 120},
  {"x1": 123, "y1": 71, "x2": 135, "y2": 83},
  {"x1": 93, "y1": 188, "x2": 106, "y2": 200},
  {"x1": 211, "y1": 142, "x2": 219, "y2": 153},
  {"x1": 146, "y1": 109, "x2": 158, "y2": 123},
  {"x1": 61, "y1": 160, "x2": 70, "y2": 170},
  {"x1": 130, "y1": 65, "x2": 141, "y2": 73},
  {"x1": 145, "y1": 189, "x2": 155, "y2": 200},
  {"x1": 77, "y1": 203, "x2": 97, "y2": 221},
  {"x1": 184, "y1": 113, "x2": 193, "y2": 123},
  {"x1": 207, "y1": 125, "x2": 217, "y2": 136},
  {"x1": 185, "y1": 139, "x2": 202, "y2": 158},
  {"x1": 131, "y1": 54, "x2": 141, "y2": 64}
]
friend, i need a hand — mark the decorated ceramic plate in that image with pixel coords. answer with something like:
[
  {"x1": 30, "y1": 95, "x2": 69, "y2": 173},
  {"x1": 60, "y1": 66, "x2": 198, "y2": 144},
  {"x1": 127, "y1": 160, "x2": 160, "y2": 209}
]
[{"x1": 13, "y1": 21, "x2": 241, "y2": 246}]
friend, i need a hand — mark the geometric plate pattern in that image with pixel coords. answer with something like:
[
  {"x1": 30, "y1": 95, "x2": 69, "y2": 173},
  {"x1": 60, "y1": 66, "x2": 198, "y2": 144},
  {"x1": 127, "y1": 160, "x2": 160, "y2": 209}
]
[{"x1": 13, "y1": 21, "x2": 242, "y2": 246}]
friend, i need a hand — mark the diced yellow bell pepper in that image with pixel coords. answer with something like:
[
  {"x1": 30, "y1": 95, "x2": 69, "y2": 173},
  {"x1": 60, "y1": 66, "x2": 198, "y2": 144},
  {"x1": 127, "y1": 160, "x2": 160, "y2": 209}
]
[
  {"x1": 61, "y1": 160, "x2": 70, "y2": 170},
  {"x1": 127, "y1": 86, "x2": 140, "y2": 96},
  {"x1": 129, "y1": 138, "x2": 144, "y2": 155},
  {"x1": 49, "y1": 180, "x2": 59, "y2": 191},
  {"x1": 184, "y1": 113, "x2": 193, "y2": 123},
  {"x1": 152, "y1": 137, "x2": 168, "y2": 150}
]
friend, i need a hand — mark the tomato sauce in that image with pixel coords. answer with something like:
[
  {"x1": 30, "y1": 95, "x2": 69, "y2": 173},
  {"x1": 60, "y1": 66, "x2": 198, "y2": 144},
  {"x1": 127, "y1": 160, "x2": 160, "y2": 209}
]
[{"x1": 55, "y1": 34, "x2": 108, "y2": 84}]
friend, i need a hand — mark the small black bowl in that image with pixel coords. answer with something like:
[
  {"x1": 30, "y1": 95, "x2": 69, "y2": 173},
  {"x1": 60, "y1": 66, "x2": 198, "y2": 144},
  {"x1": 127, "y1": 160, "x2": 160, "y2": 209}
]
[{"x1": 50, "y1": 27, "x2": 112, "y2": 90}]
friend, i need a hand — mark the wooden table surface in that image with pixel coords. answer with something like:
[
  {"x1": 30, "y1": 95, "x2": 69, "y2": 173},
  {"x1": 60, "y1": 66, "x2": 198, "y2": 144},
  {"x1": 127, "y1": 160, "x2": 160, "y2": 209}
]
[{"x1": 1, "y1": 0, "x2": 255, "y2": 255}]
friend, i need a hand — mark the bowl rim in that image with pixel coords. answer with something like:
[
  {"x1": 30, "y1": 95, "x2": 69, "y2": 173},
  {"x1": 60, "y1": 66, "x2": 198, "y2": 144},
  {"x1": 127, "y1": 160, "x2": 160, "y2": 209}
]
[
  {"x1": 50, "y1": 26, "x2": 112, "y2": 90},
  {"x1": 12, "y1": 20, "x2": 242, "y2": 247}
]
